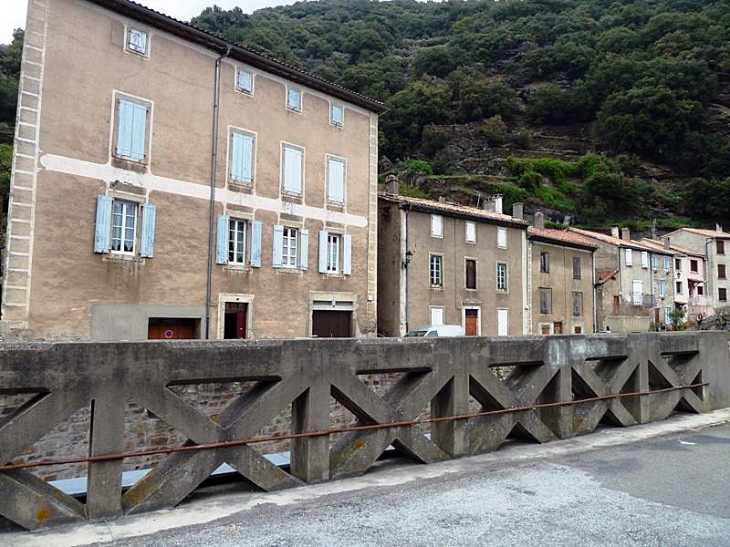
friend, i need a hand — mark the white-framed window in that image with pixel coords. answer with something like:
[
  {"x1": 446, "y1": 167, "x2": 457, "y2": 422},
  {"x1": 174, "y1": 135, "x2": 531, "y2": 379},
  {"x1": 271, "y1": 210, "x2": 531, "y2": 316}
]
[
  {"x1": 664, "y1": 307, "x2": 672, "y2": 326},
  {"x1": 229, "y1": 130, "x2": 255, "y2": 185},
  {"x1": 331, "y1": 104, "x2": 344, "y2": 127},
  {"x1": 663, "y1": 256, "x2": 671, "y2": 271},
  {"x1": 326, "y1": 156, "x2": 346, "y2": 204},
  {"x1": 236, "y1": 69, "x2": 253, "y2": 94},
  {"x1": 540, "y1": 252, "x2": 550, "y2": 273},
  {"x1": 651, "y1": 254, "x2": 658, "y2": 270},
  {"x1": 632, "y1": 279, "x2": 643, "y2": 305},
  {"x1": 111, "y1": 200, "x2": 138, "y2": 255},
  {"x1": 430, "y1": 254, "x2": 443, "y2": 287},
  {"x1": 126, "y1": 28, "x2": 147, "y2": 55},
  {"x1": 625, "y1": 248, "x2": 633, "y2": 267},
  {"x1": 497, "y1": 262, "x2": 507, "y2": 291},
  {"x1": 317, "y1": 230, "x2": 350, "y2": 275},
  {"x1": 676, "y1": 281, "x2": 683, "y2": 294},
  {"x1": 327, "y1": 233, "x2": 340, "y2": 273},
  {"x1": 465, "y1": 221, "x2": 476, "y2": 243},
  {"x1": 497, "y1": 227, "x2": 507, "y2": 249},
  {"x1": 115, "y1": 98, "x2": 148, "y2": 162},
  {"x1": 465, "y1": 258, "x2": 477, "y2": 290},
  {"x1": 287, "y1": 87, "x2": 302, "y2": 112},
  {"x1": 641, "y1": 251, "x2": 649, "y2": 269},
  {"x1": 282, "y1": 226, "x2": 298, "y2": 268},
  {"x1": 282, "y1": 143, "x2": 304, "y2": 195},
  {"x1": 431, "y1": 215, "x2": 443, "y2": 238},
  {"x1": 228, "y1": 218, "x2": 247, "y2": 265},
  {"x1": 658, "y1": 279, "x2": 666, "y2": 298},
  {"x1": 430, "y1": 306, "x2": 445, "y2": 326}
]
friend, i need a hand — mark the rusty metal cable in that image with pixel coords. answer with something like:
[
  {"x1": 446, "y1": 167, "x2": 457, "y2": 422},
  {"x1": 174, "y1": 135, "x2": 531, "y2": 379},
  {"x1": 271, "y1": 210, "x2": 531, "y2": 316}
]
[{"x1": 0, "y1": 381, "x2": 708, "y2": 472}]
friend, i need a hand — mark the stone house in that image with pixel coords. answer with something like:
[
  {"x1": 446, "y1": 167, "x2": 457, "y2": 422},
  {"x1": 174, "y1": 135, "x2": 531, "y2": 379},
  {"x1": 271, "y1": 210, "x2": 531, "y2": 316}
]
[
  {"x1": 2, "y1": 0, "x2": 385, "y2": 340},
  {"x1": 664, "y1": 227, "x2": 730, "y2": 313},
  {"x1": 527, "y1": 214, "x2": 597, "y2": 335},
  {"x1": 377, "y1": 189, "x2": 529, "y2": 337},
  {"x1": 568, "y1": 227, "x2": 676, "y2": 333}
]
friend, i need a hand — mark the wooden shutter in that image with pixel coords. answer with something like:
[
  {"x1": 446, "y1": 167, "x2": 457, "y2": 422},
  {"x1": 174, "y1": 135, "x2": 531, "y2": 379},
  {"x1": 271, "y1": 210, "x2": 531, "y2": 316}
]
[
  {"x1": 94, "y1": 195, "x2": 112, "y2": 253},
  {"x1": 327, "y1": 158, "x2": 345, "y2": 203},
  {"x1": 139, "y1": 203, "x2": 156, "y2": 258},
  {"x1": 116, "y1": 100, "x2": 134, "y2": 158},
  {"x1": 130, "y1": 103, "x2": 147, "y2": 161},
  {"x1": 250, "y1": 220, "x2": 262, "y2": 267},
  {"x1": 299, "y1": 228, "x2": 309, "y2": 270},
  {"x1": 318, "y1": 230, "x2": 328, "y2": 273},
  {"x1": 231, "y1": 133, "x2": 254, "y2": 183},
  {"x1": 343, "y1": 233, "x2": 352, "y2": 276},
  {"x1": 283, "y1": 146, "x2": 302, "y2": 194},
  {"x1": 272, "y1": 225, "x2": 284, "y2": 268},
  {"x1": 216, "y1": 215, "x2": 229, "y2": 264}
]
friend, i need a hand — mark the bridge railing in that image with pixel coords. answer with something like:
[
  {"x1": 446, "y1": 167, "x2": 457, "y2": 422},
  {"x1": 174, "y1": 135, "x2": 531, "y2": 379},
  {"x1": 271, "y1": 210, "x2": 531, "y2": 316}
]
[{"x1": 0, "y1": 332, "x2": 728, "y2": 531}]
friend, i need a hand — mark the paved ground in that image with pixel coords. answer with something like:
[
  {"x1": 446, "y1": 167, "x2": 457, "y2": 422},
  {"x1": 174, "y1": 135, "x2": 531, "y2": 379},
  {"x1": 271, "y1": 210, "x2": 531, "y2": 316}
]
[{"x1": 7, "y1": 410, "x2": 730, "y2": 547}]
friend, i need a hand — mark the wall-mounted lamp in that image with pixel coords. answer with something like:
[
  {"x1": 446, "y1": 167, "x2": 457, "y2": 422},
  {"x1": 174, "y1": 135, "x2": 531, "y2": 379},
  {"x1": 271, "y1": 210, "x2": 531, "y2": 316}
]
[{"x1": 402, "y1": 249, "x2": 414, "y2": 269}]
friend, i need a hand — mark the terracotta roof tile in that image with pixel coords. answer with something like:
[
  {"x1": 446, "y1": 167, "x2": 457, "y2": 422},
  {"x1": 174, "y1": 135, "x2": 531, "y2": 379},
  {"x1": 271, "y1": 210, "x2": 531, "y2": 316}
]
[
  {"x1": 667, "y1": 228, "x2": 730, "y2": 239},
  {"x1": 528, "y1": 226, "x2": 597, "y2": 250},
  {"x1": 567, "y1": 227, "x2": 669, "y2": 253}
]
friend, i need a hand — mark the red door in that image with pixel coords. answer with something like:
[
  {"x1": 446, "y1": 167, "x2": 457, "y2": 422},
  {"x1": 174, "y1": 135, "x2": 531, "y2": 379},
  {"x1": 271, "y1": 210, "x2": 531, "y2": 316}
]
[
  {"x1": 465, "y1": 309, "x2": 479, "y2": 336},
  {"x1": 224, "y1": 303, "x2": 247, "y2": 339}
]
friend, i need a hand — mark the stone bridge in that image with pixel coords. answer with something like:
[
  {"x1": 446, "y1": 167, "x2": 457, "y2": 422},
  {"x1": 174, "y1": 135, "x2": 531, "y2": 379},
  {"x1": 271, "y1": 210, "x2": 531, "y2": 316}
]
[{"x1": 0, "y1": 332, "x2": 728, "y2": 531}]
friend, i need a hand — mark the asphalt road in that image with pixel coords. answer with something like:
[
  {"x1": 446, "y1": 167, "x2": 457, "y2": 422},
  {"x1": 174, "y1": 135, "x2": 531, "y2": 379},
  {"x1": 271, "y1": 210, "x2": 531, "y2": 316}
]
[{"x1": 75, "y1": 421, "x2": 730, "y2": 547}]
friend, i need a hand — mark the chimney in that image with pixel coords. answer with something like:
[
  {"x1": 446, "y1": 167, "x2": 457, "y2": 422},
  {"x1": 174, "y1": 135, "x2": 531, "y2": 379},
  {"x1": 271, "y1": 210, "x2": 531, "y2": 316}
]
[
  {"x1": 535, "y1": 211, "x2": 545, "y2": 229},
  {"x1": 385, "y1": 174, "x2": 399, "y2": 196},
  {"x1": 611, "y1": 226, "x2": 620, "y2": 238},
  {"x1": 620, "y1": 227, "x2": 630, "y2": 241},
  {"x1": 664, "y1": 236, "x2": 671, "y2": 250},
  {"x1": 512, "y1": 202, "x2": 524, "y2": 221},
  {"x1": 438, "y1": 196, "x2": 447, "y2": 203},
  {"x1": 483, "y1": 200, "x2": 495, "y2": 212},
  {"x1": 717, "y1": 224, "x2": 723, "y2": 233},
  {"x1": 492, "y1": 195, "x2": 503, "y2": 215}
]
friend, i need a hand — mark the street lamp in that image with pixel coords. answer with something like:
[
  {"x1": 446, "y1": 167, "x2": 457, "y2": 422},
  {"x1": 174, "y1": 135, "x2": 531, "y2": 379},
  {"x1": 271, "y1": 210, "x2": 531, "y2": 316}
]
[{"x1": 402, "y1": 249, "x2": 414, "y2": 269}]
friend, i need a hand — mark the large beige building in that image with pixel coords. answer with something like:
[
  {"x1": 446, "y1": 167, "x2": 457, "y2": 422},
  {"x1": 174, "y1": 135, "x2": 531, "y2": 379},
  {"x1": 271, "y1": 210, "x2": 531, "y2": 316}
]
[{"x1": 2, "y1": 0, "x2": 384, "y2": 340}]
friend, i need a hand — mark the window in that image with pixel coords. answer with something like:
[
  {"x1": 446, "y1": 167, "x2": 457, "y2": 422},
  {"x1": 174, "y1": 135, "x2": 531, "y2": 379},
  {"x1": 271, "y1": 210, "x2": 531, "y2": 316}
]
[
  {"x1": 465, "y1": 221, "x2": 476, "y2": 244},
  {"x1": 642, "y1": 251, "x2": 649, "y2": 269},
  {"x1": 331, "y1": 104, "x2": 344, "y2": 126},
  {"x1": 282, "y1": 144, "x2": 303, "y2": 195},
  {"x1": 497, "y1": 227, "x2": 507, "y2": 249},
  {"x1": 675, "y1": 258, "x2": 682, "y2": 270},
  {"x1": 430, "y1": 255, "x2": 443, "y2": 287},
  {"x1": 115, "y1": 98, "x2": 148, "y2": 162},
  {"x1": 718, "y1": 264, "x2": 727, "y2": 279},
  {"x1": 690, "y1": 259, "x2": 698, "y2": 272},
  {"x1": 229, "y1": 131, "x2": 254, "y2": 184},
  {"x1": 573, "y1": 257, "x2": 581, "y2": 279},
  {"x1": 720, "y1": 288, "x2": 728, "y2": 302},
  {"x1": 539, "y1": 288, "x2": 552, "y2": 315},
  {"x1": 126, "y1": 28, "x2": 147, "y2": 55},
  {"x1": 663, "y1": 256, "x2": 671, "y2": 271},
  {"x1": 664, "y1": 307, "x2": 672, "y2": 326},
  {"x1": 632, "y1": 280, "x2": 643, "y2": 305},
  {"x1": 698, "y1": 285, "x2": 704, "y2": 296},
  {"x1": 236, "y1": 69, "x2": 253, "y2": 94},
  {"x1": 326, "y1": 157, "x2": 346, "y2": 204},
  {"x1": 676, "y1": 281, "x2": 682, "y2": 294},
  {"x1": 540, "y1": 252, "x2": 550, "y2": 273},
  {"x1": 574, "y1": 326, "x2": 583, "y2": 334},
  {"x1": 651, "y1": 254, "x2": 659, "y2": 270},
  {"x1": 625, "y1": 248, "x2": 633, "y2": 267},
  {"x1": 318, "y1": 231, "x2": 350, "y2": 275},
  {"x1": 431, "y1": 215, "x2": 443, "y2": 238},
  {"x1": 228, "y1": 218, "x2": 247, "y2": 265},
  {"x1": 287, "y1": 87, "x2": 302, "y2": 112},
  {"x1": 94, "y1": 196, "x2": 156, "y2": 258},
  {"x1": 717, "y1": 240, "x2": 725, "y2": 255},
  {"x1": 658, "y1": 279, "x2": 666, "y2": 298},
  {"x1": 465, "y1": 259, "x2": 477, "y2": 290},
  {"x1": 430, "y1": 307, "x2": 444, "y2": 326},
  {"x1": 497, "y1": 263, "x2": 507, "y2": 291},
  {"x1": 274, "y1": 225, "x2": 308, "y2": 270},
  {"x1": 572, "y1": 292, "x2": 583, "y2": 317},
  {"x1": 282, "y1": 227, "x2": 298, "y2": 268}
]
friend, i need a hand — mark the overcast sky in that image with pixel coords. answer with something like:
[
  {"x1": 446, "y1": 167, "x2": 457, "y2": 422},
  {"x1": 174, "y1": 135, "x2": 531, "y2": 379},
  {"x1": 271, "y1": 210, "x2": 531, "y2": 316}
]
[{"x1": 2, "y1": 0, "x2": 304, "y2": 44}]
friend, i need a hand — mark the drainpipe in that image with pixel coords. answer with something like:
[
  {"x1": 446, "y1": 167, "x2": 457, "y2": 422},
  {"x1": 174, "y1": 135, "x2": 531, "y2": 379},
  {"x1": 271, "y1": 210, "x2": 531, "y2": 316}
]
[
  {"x1": 205, "y1": 46, "x2": 232, "y2": 340},
  {"x1": 404, "y1": 205, "x2": 411, "y2": 334},
  {"x1": 591, "y1": 251, "x2": 597, "y2": 332}
]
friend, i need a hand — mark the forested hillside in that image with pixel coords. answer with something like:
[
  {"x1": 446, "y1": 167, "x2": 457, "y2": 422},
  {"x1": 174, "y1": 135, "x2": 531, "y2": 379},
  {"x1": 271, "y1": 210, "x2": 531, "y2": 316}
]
[{"x1": 191, "y1": 0, "x2": 730, "y2": 228}]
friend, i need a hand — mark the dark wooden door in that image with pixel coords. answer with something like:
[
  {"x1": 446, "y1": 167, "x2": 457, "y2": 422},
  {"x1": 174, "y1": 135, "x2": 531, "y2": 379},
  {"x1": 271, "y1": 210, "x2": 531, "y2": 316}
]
[
  {"x1": 553, "y1": 322, "x2": 563, "y2": 334},
  {"x1": 148, "y1": 318, "x2": 197, "y2": 339},
  {"x1": 312, "y1": 310, "x2": 352, "y2": 338},
  {"x1": 224, "y1": 303, "x2": 247, "y2": 339},
  {"x1": 465, "y1": 309, "x2": 478, "y2": 336}
]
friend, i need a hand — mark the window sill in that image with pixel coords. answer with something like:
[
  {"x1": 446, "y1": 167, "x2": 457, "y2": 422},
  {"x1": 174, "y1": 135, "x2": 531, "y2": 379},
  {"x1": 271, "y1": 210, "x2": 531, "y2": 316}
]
[
  {"x1": 111, "y1": 155, "x2": 148, "y2": 173},
  {"x1": 326, "y1": 202, "x2": 346, "y2": 211},
  {"x1": 102, "y1": 253, "x2": 144, "y2": 264},
  {"x1": 229, "y1": 182, "x2": 254, "y2": 194},
  {"x1": 287, "y1": 107, "x2": 303, "y2": 115},
  {"x1": 430, "y1": 285, "x2": 443, "y2": 290},
  {"x1": 282, "y1": 193, "x2": 303, "y2": 204},
  {"x1": 276, "y1": 267, "x2": 304, "y2": 276},
  {"x1": 224, "y1": 264, "x2": 251, "y2": 273}
]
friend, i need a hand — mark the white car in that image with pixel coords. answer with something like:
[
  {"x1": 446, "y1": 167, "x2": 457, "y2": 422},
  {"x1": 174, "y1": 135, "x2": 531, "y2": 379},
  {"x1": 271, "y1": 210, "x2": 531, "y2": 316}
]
[{"x1": 404, "y1": 325, "x2": 464, "y2": 337}]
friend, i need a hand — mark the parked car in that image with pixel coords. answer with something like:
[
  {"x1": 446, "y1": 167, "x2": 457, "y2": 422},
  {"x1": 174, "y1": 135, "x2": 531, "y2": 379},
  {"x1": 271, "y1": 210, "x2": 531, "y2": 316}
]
[{"x1": 404, "y1": 325, "x2": 464, "y2": 337}]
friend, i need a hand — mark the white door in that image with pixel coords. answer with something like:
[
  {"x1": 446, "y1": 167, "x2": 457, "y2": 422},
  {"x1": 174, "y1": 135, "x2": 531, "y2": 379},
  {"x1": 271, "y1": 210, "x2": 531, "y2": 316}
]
[
  {"x1": 632, "y1": 280, "x2": 643, "y2": 305},
  {"x1": 497, "y1": 309, "x2": 509, "y2": 336},
  {"x1": 430, "y1": 307, "x2": 444, "y2": 326}
]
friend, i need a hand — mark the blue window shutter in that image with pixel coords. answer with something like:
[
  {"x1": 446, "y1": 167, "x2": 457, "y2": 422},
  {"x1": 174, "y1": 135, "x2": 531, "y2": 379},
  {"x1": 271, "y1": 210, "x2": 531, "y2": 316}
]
[
  {"x1": 250, "y1": 220, "x2": 262, "y2": 267},
  {"x1": 130, "y1": 103, "x2": 147, "y2": 161},
  {"x1": 116, "y1": 100, "x2": 134, "y2": 158},
  {"x1": 94, "y1": 195, "x2": 113, "y2": 253},
  {"x1": 241, "y1": 134, "x2": 253, "y2": 183},
  {"x1": 318, "y1": 230, "x2": 328, "y2": 273},
  {"x1": 299, "y1": 228, "x2": 309, "y2": 270},
  {"x1": 216, "y1": 215, "x2": 229, "y2": 265},
  {"x1": 230, "y1": 133, "x2": 243, "y2": 181},
  {"x1": 272, "y1": 224, "x2": 284, "y2": 268},
  {"x1": 139, "y1": 203, "x2": 157, "y2": 258},
  {"x1": 343, "y1": 233, "x2": 352, "y2": 276}
]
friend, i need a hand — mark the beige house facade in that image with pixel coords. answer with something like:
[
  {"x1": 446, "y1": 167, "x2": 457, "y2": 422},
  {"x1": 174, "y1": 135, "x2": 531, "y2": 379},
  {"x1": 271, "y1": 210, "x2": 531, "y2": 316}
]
[
  {"x1": 377, "y1": 192, "x2": 529, "y2": 337},
  {"x1": 2, "y1": 0, "x2": 384, "y2": 340}
]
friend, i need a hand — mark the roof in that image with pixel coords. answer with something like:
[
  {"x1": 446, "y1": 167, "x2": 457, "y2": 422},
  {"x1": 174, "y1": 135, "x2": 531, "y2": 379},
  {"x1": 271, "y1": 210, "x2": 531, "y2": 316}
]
[
  {"x1": 87, "y1": 0, "x2": 386, "y2": 114},
  {"x1": 528, "y1": 227, "x2": 597, "y2": 251},
  {"x1": 595, "y1": 268, "x2": 619, "y2": 286},
  {"x1": 567, "y1": 227, "x2": 670, "y2": 254},
  {"x1": 378, "y1": 193, "x2": 528, "y2": 229},
  {"x1": 665, "y1": 227, "x2": 730, "y2": 240},
  {"x1": 637, "y1": 238, "x2": 678, "y2": 256}
]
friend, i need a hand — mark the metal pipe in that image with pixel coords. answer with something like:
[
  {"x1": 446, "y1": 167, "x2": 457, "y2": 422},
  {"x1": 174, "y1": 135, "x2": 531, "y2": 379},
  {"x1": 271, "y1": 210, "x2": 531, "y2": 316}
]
[
  {"x1": 204, "y1": 46, "x2": 232, "y2": 340},
  {"x1": 0, "y1": 381, "x2": 708, "y2": 472}
]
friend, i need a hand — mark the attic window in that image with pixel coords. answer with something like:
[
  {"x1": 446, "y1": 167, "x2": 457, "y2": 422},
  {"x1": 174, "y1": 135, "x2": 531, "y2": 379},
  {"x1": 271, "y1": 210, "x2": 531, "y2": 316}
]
[
  {"x1": 127, "y1": 28, "x2": 148, "y2": 56},
  {"x1": 237, "y1": 69, "x2": 253, "y2": 94}
]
